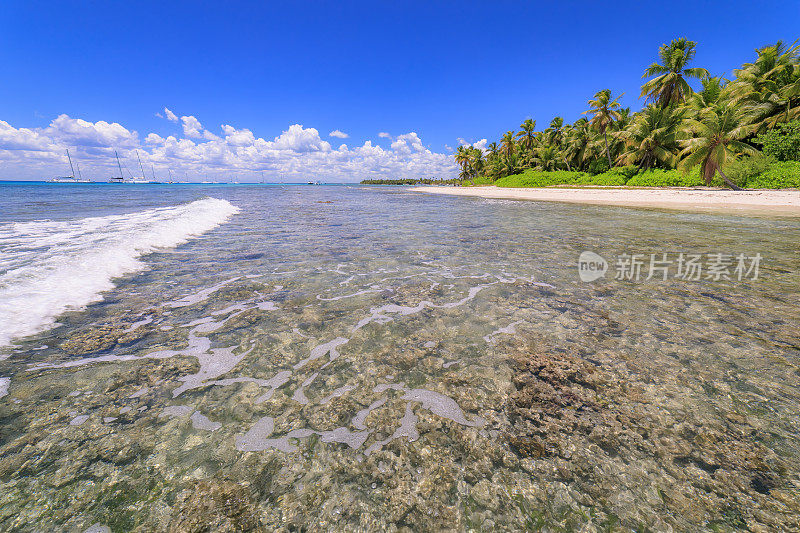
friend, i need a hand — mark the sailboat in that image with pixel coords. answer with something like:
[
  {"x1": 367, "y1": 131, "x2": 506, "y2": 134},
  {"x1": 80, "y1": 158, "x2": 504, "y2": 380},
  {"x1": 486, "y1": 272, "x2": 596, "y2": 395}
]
[
  {"x1": 49, "y1": 149, "x2": 93, "y2": 182},
  {"x1": 109, "y1": 151, "x2": 125, "y2": 182},
  {"x1": 126, "y1": 150, "x2": 156, "y2": 183}
]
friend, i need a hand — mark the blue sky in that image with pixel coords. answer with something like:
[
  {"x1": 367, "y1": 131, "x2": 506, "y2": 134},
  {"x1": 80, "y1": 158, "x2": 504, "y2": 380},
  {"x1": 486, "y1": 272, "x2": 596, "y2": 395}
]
[{"x1": 1, "y1": 1, "x2": 798, "y2": 181}]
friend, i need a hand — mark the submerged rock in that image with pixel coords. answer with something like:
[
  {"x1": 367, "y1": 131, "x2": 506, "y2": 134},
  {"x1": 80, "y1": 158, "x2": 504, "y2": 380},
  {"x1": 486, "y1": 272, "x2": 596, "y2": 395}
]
[{"x1": 167, "y1": 479, "x2": 264, "y2": 533}]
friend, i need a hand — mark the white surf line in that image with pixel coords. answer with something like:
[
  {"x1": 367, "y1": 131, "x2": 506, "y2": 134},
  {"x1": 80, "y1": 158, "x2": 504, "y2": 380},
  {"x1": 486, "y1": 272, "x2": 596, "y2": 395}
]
[
  {"x1": 483, "y1": 320, "x2": 524, "y2": 343},
  {"x1": 0, "y1": 197, "x2": 240, "y2": 349}
]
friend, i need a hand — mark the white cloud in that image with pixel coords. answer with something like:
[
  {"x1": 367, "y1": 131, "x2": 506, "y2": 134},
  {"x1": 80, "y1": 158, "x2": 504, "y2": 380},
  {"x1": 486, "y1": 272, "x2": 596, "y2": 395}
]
[
  {"x1": 472, "y1": 139, "x2": 488, "y2": 152},
  {"x1": 179, "y1": 115, "x2": 219, "y2": 141},
  {"x1": 164, "y1": 107, "x2": 178, "y2": 122},
  {"x1": 457, "y1": 137, "x2": 488, "y2": 153},
  {"x1": 329, "y1": 129, "x2": 349, "y2": 139},
  {"x1": 269, "y1": 124, "x2": 330, "y2": 152},
  {"x1": 46, "y1": 114, "x2": 138, "y2": 148},
  {"x1": 0, "y1": 113, "x2": 457, "y2": 182},
  {"x1": 378, "y1": 132, "x2": 391, "y2": 139},
  {"x1": 180, "y1": 115, "x2": 204, "y2": 138}
]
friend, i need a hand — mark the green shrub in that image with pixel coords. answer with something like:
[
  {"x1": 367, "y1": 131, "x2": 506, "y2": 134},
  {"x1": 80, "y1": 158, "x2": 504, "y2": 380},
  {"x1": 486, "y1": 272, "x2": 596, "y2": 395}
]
[
  {"x1": 587, "y1": 158, "x2": 610, "y2": 175},
  {"x1": 723, "y1": 155, "x2": 774, "y2": 187},
  {"x1": 495, "y1": 170, "x2": 587, "y2": 187},
  {"x1": 754, "y1": 120, "x2": 800, "y2": 162},
  {"x1": 581, "y1": 169, "x2": 628, "y2": 186},
  {"x1": 745, "y1": 161, "x2": 800, "y2": 188},
  {"x1": 626, "y1": 168, "x2": 706, "y2": 187}
]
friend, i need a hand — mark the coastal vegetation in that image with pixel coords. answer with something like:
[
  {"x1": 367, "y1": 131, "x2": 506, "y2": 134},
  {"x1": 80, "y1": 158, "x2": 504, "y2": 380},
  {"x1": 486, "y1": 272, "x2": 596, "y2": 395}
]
[
  {"x1": 454, "y1": 39, "x2": 800, "y2": 189},
  {"x1": 360, "y1": 177, "x2": 464, "y2": 185}
]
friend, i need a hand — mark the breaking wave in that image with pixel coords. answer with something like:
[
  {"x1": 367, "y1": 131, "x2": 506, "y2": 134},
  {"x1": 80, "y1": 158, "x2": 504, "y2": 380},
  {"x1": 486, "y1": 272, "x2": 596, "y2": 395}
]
[{"x1": 0, "y1": 198, "x2": 239, "y2": 349}]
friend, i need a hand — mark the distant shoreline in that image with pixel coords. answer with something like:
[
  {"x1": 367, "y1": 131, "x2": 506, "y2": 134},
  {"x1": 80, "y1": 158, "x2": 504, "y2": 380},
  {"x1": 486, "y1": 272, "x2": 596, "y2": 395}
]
[{"x1": 410, "y1": 185, "x2": 800, "y2": 217}]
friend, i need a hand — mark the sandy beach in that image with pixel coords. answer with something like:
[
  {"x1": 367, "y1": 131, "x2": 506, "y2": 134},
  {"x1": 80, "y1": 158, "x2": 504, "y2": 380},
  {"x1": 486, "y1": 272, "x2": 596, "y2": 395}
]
[{"x1": 410, "y1": 185, "x2": 800, "y2": 217}]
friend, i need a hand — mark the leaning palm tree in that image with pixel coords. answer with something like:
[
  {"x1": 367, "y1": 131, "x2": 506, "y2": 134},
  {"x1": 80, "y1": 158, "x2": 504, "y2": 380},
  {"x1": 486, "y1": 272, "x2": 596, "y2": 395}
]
[
  {"x1": 641, "y1": 38, "x2": 709, "y2": 108},
  {"x1": 616, "y1": 104, "x2": 685, "y2": 170},
  {"x1": 679, "y1": 101, "x2": 759, "y2": 190},
  {"x1": 516, "y1": 119, "x2": 537, "y2": 153},
  {"x1": 583, "y1": 89, "x2": 624, "y2": 167}
]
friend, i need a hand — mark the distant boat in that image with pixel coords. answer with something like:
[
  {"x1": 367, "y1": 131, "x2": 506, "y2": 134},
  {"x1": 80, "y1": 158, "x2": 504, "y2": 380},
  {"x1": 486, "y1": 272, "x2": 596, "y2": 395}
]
[
  {"x1": 127, "y1": 151, "x2": 157, "y2": 183},
  {"x1": 48, "y1": 149, "x2": 92, "y2": 182},
  {"x1": 307, "y1": 181, "x2": 321, "y2": 185},
  {"x1": 109, "y1": 150, "x2": 125, "y2": 182}
]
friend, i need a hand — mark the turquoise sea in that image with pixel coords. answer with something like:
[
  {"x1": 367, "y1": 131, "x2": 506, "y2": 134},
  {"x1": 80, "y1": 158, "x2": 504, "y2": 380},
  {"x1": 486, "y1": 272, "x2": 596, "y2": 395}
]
[{"x1": 1, "y1": 182, "x2": 799, "y2": 531}]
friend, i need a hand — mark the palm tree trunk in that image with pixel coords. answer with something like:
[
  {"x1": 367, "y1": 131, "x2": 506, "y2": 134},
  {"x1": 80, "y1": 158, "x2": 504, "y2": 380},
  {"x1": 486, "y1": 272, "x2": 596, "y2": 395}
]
[
  {"x1": 563, "y1": 157, "x2": 571, "y2": 171},
  {"x1": 717, "y1": 167, "x2": 743, "y2": 191},
  {"x1": 604, "y1": 132, "x2": 612, "y2": 168}
]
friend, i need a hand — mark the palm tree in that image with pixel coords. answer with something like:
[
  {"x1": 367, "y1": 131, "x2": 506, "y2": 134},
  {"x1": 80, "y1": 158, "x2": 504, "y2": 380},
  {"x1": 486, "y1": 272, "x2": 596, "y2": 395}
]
[
  {"x1": 545, "y1": 117, "x2": 565, "y2": 146},
  {"x1": 679, "y1": 101, "x2": 759, "y2": 189},
  {"x1": 686, "y1": 76, "x2": 728, "y2": 116},
  {"x1": 454, "y1": 146, "x2": 472, "y2": 185},
  {"x1": 470, "y1": 148, "x2": 485, "y2": 181},
  {"x1": 641, "y1": 38, "x2": 709, "y2": 107},
  {"x1": 729, "y1": 41, "x2": 800, "y2": 132},
  {"x1": 500, "y1": 131, "x2": 516, "y2": 162},
  {"x1": 532, "y1": 145, "x2": 561, "y2": 171},
  {"x1": 517, "y1": 119, "x2": 537, "y2": 152},
  {"x1": 563, "y1": 119, "x2": 593, "y2": 171},
  {"x1": 584, "y1": 89, "x2": 624, "y2": 167},
  {"x1": 616, "y1": 104, "x2": 685, "y2": 170}
]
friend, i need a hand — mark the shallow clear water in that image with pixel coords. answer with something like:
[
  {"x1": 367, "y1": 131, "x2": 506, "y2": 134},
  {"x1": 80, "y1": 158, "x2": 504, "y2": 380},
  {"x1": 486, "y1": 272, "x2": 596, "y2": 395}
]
[{"x1": 1, "y1": 183, "x2": 799, "y2": 531}]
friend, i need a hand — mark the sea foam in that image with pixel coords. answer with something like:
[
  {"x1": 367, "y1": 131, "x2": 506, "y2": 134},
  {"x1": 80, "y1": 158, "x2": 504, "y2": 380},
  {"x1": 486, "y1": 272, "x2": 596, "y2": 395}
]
[{"x1": 0, "y1": 197, "x2": 239, "y2": 349}]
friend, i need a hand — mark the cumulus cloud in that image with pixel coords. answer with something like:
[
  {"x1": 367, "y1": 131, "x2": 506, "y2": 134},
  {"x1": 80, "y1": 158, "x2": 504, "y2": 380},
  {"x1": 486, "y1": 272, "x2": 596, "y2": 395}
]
[
  {"x1": 457, "y1": 137, "x2": 488, "y2": 152},
  {"x1": 270, "y1": 124, "x2": 331, "y2": 152},
  {"x1": 0, "y1": 113, "x2": 457, "y2": 182},
  {"x1": 180, "y1": 115, "x2": 204, "y2": 138},
  {"x1": 329, "y1": 129, "x2": 349, "y2": 139}
]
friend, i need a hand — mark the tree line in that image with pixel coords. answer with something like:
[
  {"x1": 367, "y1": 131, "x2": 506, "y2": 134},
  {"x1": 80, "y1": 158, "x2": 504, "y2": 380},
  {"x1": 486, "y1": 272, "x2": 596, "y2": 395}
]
[{"x1": 454, "y1": 39, "x2": 800, "y2": 189}]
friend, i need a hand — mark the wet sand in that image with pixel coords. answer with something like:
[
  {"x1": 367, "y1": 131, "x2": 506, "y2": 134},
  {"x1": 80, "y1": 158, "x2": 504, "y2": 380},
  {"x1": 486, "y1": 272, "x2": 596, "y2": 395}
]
[{"x1": 410, "y1": 186, "x2": 800, "y2": 217}]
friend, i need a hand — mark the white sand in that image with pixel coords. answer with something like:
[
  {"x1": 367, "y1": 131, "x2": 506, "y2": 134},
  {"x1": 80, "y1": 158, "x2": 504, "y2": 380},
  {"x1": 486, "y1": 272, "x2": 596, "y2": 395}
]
[{"x1": 410, "y1": 186, "x2": 800, "y2": 217}]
